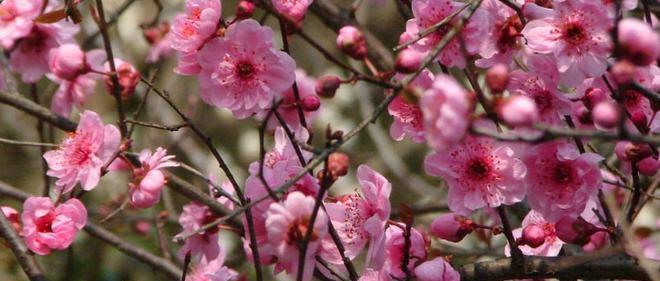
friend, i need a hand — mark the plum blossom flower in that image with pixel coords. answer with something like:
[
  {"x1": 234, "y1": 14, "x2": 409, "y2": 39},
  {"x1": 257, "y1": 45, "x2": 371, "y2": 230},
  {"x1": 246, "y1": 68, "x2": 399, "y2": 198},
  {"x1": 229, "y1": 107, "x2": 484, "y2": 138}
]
[
  {"x1": 0, "y1": 0, "x2": 43, "y2": 49},
  {"x1": 473, "y1": 0, "x2": 525, "y2": 68},
  {"x1": 425, "y1": 134, "x2": 527, "y2": 215},
  {"x1": 171, "y1": 0, "x2": 221, "y2": 53},
  {"x1": 47, "y1": 44, "x2": 106, "y2": 117},
  {"x1": 272, "y1": 0, "x2": 313, "y2": 22},
  {"x1": 197, "y1": 19, "x2": 296, "y2": 118},
  {"x1": 421, "y1": 74, "x2": 472, "y2": 151},
  {"x1": 43, "y1": 111, "x2": 121, "y2": 194},
  {"x1": 129, "y1": 148, "x2": 179, "y2": 209},
  {"x1": 382, "y1": 225, "x2": 427, "y2": 279},
  {"x1": 521, "y1": 0, "x2": 611, "y2": 86},
  {"x1": 523, "y1": 141, "x2": 603, "y2": 222},
  {"x1": 359, "y1": 268, "x2": 392, "y2": 281},
  {"x1": 414, "y1": 257, "x2": 461, "y2": 281},
  {"x1": 176, "y1": 202, "x2": 222, "y2": 261},
  {"x1": 321, "y1": 165, "x2": 391, "y2": 265},
  {"x1": 265, "y1": 191, "x2": 328, "y2": 281},
  {"x1": 21, "y1": 197, "x2": 87, "y2": 255},
  {"x1": 507, "y1": 210, "x2": 565, "y2": 256},
  {"x1": 388, "y1": 70, "x2": 433, "y2": 143},
  {"x1": 104, "y1": 59, "x2": 140, "y2": 100},
  {"x1": 188, "y1": 257, "x2": 238, "y2": 281}
]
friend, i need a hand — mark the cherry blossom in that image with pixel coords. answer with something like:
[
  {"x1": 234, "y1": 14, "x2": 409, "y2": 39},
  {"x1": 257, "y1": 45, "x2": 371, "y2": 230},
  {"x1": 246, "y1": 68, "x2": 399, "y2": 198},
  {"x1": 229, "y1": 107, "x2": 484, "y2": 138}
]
[
  {"x1": 388, "y1": 70, "x2": 433, "y2": 143},
  {"x1": 381, "y1": 225, "x2": 427, "y2": 279},
  {"x1": 129, "y1": 147, "x2": 179, "y2": 209},
  {"x1": 414, "y1": 257, "x2": 461, "y2": 281},
  {"x1": 21, "y1": 197, "x2": 87, "y2": 255},
  {"x1": 421, "y1": 74, "x2": 472, "y2": 151},
  {"x1": 176, "y1": 202, "x2": 222, "y2": 261},
  {"x1": 272, "y1": 0, "x2": 313, "y2": 22}
]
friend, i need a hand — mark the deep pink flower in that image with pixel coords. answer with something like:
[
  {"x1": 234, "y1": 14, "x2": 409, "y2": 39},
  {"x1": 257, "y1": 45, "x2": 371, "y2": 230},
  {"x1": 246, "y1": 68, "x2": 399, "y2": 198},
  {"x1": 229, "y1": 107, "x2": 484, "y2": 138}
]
[
  {"x1": 388, "y1": 70, "x2": 433, "y2": 143},
  {"x1": 21, "y1": 197, "x2": 87, "y2": 255},
  {"x1": 272, "y1": 0, "x2": 313, "y2": 22},
  {"x1": 171, "y1": 0, "x2": 221, "y2": 53},
  {"x1": 523, "y1": 141, "x2": 603, "y2": 222},
  {"x1": 414, "y1": 257, "x2": 461, "y2": 281},
  {"x1": 473, "y1": 0, "x2": 525, "y2": 67},
  {"x1": 265, "y1": 191, "x2": 328, "y2": 281},
  {"x1": 507, "y1": 210, "x2": 564, "y2": 256},
  {"x1": 10, "y1": 21, "x2": 79, "y2": 83},
  {"x1": 176, "y1": 202, "x2": 222, "y2": 261},
  {"x1": 425, "y1": 134, "x2": 526, "y2": 215},
  {"x1": 421, "y1": 74, "x2": 472, "y2": 151},
  {"x1": 430, "y1": 213, "x2": 475, "y2": 242},
  {"x1": 382, "y1": 225, "x2": 427, "y2": 279},
  {"x1": 197, "y1": 19, "x2": 296, "y2": 118},
  {"x1": 129, "y1": 148, "x2": 178, "y2": 209},
  {"x1": 521, "y1": 0, "x2": 611, "y2": 86},
  {"x1": 0, "y1": 0, "x2": 42, "y2": 49},
  {"x1": 337, "y1": 26, "x2": 368, "y2": 60},
  {"x1": 43, "y1": 111, "x2": 121, "y2": 194},
  {"x1": 321, "y1": 165, "x2": 391, "y2": 265}
]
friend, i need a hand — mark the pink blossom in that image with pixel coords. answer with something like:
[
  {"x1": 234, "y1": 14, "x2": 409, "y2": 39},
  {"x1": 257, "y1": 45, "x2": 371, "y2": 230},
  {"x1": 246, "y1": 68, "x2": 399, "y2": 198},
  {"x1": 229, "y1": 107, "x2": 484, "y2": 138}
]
[
  {"x1": 395, "y1": 49, "x2": 423, "y2": 73},
  {"x1": 175, "y1": 51, "x2": 203, "y2": 75},
  {"x1": 10, "y1": 21, "x2": 79, "y2": 83},
  {"x1": 104, "y1": 59, "x2": 140, "y2": 100},
  {"x1": 522, "y1": 141, "x2": 603, "y2": 222},
  {"x1": 485, "y1": 63, "x2": 510, "y2": 94},
  {"x1": 48, "y1": 46, "x2": 106, "y2": 117},
  {"x1": 497, "y1": 95, "x2": 539, "y2": 127},
  {"x1": 197, "y1": 19, "x2": 296, "y2": 118},
  {"x1": 21, "y1": 197, "x2": 87, "y2": 255},
  {"x1": 321, "y1": 165, "x2": 391, "y2": 265},
  {"x1": 143, "y1": 22, "x2": 175, "y2": 63},
  {"x1": 473, "y1": 0, "x2": 525, "y2": 68},
  {"x1": 176, "y1": 202, "x2": 222, "y2": 261},
  {"x1": 0, "y1": 0, "x2": 43, "y2": 49},
  {"x1": 382, "y1": 225, "x2": 427, "y2": 279},
  {"x1": 43, "y1": 111, "x2": 121, "y2": 194},
  {"x1": 359, "y1": 268, "x2": 392, "y2": 281},
  {"x1": 414, "y1": 257, "x2": 461, "y2": 281},
  {"x1": 388, "y1": 70, "x2": 434, "y2": 143},
  {"x1": 272, "y1": 0, "x2": 313, "y2": 22},
  {"x1": 618, "y1": 18, "x2": 660, "y2": 66},
  {"x1": 129, "y1": 148, "x2": 179, "y2": 209},
  {"x1": 171, "y1": 0, "x2": 221, "y2": 53},
  {"x1": 425, "y1": 134, "x2": 526, "y2": 215},
  {"x1": 421, "y1": 74, "x2": 472, "y2": 151},
  {"x1": 337, "y1": 26, "x2": 368, "y2": 60},
  {"x1": 507, "y1": 210, "x2": 564, "y2": 256},
  {"x1": 265, "y1": 191, "x2": 328, "y2": 281},
  {"x1": 188, "y1": 258, "x2": 238, "y2": 281},
  {"x1": 521, "y1": 0, "x2": 611, "y2": 86}
]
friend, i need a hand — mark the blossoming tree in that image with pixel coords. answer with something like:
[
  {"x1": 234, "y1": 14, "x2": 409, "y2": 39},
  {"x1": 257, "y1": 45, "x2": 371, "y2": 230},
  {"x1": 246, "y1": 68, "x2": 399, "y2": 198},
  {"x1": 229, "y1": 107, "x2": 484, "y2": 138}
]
[{"x1": 0, "y1": 0, "x2": 659, "y2": 280}]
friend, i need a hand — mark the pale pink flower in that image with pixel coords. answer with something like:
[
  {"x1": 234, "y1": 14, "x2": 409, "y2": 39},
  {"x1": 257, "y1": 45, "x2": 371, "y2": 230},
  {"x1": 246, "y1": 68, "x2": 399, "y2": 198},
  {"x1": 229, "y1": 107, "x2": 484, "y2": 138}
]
[
  {"x1": 129, "y1": 148, "x2": 179, "y2": 209},
  {"x1": 473, "y1": 0, "x2": 525, "y2": 68},
  {"x1": 521, "y1": 0, "x2": 611, "y2": 86},
  {"x1": 321, "y1": 165, "x2": 391, "y2": 265},
  {"x1": 197, "y1": 19, "x2": 296, "y2": 118},
  {"x1": 48, "y1": 46, "x2": 106, "y2": 117},
  {"x1": 272, "y1": 0, "x2": 313, "y2": 22},
  {"x1": 414, "y1": 257, "x2": 461, "y2": 281},
  {"x1": 507, "y1": 210, "x2": 564, "y2": 256},
  {"x1": 0, "y1": 0, "x2": 42, "y2": 49},
  {"x1": 425, "y1": 134, "x2": 527, "y2": 215},
  {"x1": 265, "y1": 191, "x2": 328, "y2": 281},
  {"x1": 171, "y1": 0, "x2": 221, "y2": 53},
  {"x1": 382, "y1": 225, "x2": 427, "y2": 279},
  {"x1": 43, "y1": 111, "x2": 121, "y2": 194},
  {"x1": 188, "y1": 258, "x2": 238, "y2": 281},
  {"x1": 176, "y1": 202, "x2": 222, "y2": 261},
  {"x1": 388, "y1": 70, "x2": 433, "y2": 143},
  {"x1": 523, "y1": 141, "x2": 603, "y2": 222},
  {"x1": 421, "y1": 74, "x2": 472, "y2": 151},
  {"x1": 9, "y1": 21, "x2": 79, "y2": 83},
  {"x1": 21, "y1": 197, "x2": 87, "y2": 255},
  {"x1": 265, "y1": 69, "x2": 319, "y2": 131}
]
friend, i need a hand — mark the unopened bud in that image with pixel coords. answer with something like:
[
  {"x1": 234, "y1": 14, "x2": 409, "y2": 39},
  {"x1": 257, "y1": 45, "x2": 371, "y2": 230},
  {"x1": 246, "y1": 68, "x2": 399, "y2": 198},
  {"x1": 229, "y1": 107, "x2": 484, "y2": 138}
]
[
  {"x1": 430, "y1": 213, "x2": 474, "y2": 243},
  {"x1": 236, "y1": 0, "x2": 256, "y2": 20},
  {"x1": 520, "y1": 224, "x2": 546, "y2": 248},
  {"x1": 498, "y1": 95, "x2": 539, "y2": 127},
  {"x1": 592, "y1": 101, "x2": 620, "y2": 129},
  {"x1": 618, "y1": 18, "x2": 660, "y2": 66},
  {"x1": 315, "y1": 75, "x2": 342, "y2": 98},
  {"x1": 336, "y1": 26, "x2": 368, "y2": 60},
  {"x1": 327, "y1": 152, "x2": 349, "y2": 179},
  {"x1": 485, "y1": 64, "x2": 510, "y2": 94},
  {"x1": 301, "y1": 95, "x2": 320, "y2": 111},
  {"x1": 395, "y1": 49, "x2": 422, "y2": 73}
]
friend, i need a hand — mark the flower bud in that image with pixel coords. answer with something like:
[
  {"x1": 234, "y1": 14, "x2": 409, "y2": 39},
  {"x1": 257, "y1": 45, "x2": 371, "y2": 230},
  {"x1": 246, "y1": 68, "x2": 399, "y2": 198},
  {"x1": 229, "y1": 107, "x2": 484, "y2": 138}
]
[
  {"x1": 498, "y1": 95, "x2": 539, "y2": 127},
  {"x1": 395, "y1": 49, "x2": 422, "y2": 73},
  {"x1": 143, "y1": 22, "x2": 170, "y2": 45},
  {"x1": 630, "y1": 111, "x2": 649, "y2": 134},
  {"x1": 301, "y1": 95, "x2": 320, "y2": 111},
  {"x1": 618, "y1": 18, "x2": 660, "y2": 66},
  {"x1": 610, "y1": 60, "x2": 636, "y2": 85},
  {"x1": 592, "y1": 101, "x2": 620, "y2": 129},
  {"x1": 132, "y1": 220, "x2": 151, "y2": 236},
  {"x1": 49, "y1": 44, "x2": 87, "y2": 80},
  {"x1": 336, "y1": 26, "x2": 368, "y2": 60},
  {"x1": 638, "y1": 156, "x2": 659, "y2": 176},
  {"x1": 485, "y1": 64, "x2": 510, "y2": 94},
  {"x1": 520, "y1": 224, "x2": 546, "y2": 248},
  {"x1": 555, "y1": 216, "x2": 599, "y2": 245},
  {"x1": 105, "y1": 59, "x2": 140, "y2": 100},
  {"x1": 1, "y1": 206, "x2": 20, "y2": 232},
  {"x1": 582, "y1": 88, "x2": 607, "y2": 110},
  {"x1": 236, "y1": 0, "x2": 256, "y2": 20},
  {"x1": 315, "y1": 75, "x2": 342, "y2": 98},
  {"x1": 327, "y1": 152, "x2": 349, "y2": 179},
  {"x1": 575, "y1": 104, "x2": 593, "y2": 125},
  {"x1": 430, "y1": 213, "x2": 474, "y2": 242},
  {"x1": 615, "y1": 141, "x2": 653, "y2": 162}
]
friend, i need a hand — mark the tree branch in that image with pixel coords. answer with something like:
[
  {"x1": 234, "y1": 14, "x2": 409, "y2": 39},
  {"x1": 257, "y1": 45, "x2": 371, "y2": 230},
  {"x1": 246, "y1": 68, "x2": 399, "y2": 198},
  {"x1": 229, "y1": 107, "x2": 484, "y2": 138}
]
[
  {"x1": 0, "y1": 208, "x2": 47, "y2": 281},
  {"x1": 0, "y1": 89, "x2": 77, "y2": 132}
]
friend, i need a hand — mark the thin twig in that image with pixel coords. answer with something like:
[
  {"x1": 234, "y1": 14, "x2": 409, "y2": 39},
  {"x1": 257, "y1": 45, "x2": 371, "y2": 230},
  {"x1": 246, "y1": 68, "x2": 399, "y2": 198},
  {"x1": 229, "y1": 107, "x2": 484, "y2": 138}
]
[{"x1": 0, "y1": 137, "x2": 57, "y2": 148}]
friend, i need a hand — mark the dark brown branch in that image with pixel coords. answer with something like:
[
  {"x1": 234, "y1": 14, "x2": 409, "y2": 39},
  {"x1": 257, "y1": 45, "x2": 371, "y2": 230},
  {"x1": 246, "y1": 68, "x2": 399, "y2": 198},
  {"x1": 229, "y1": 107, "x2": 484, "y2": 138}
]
[
  {"x1": 0, "y1": 137, "x2": 57, "y2": 148},
  {"x1": 0, "y1": 89, "x2": 77, "y2": 132},
  {"x1": 83, "y1": 0, "x2": 139, "y2": 47},
  {"x1": 125, "y1": 119, "x2": 188, "y2": 131},
  {"x1": 0, "y1": 208, "x2": 47, "y2": 281}
]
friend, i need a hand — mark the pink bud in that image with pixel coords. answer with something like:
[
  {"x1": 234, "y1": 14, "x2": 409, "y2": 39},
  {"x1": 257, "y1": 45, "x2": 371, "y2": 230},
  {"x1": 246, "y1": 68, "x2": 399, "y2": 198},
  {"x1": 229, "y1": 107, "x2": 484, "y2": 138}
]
[
  {"x1": 630, "y1": 111, "x2": 650, "y2": 134},
  {"x1": 301, "y1": 95, "x2": 320, "y2": 111},
  {"x1": 143, "y1": 22, "x2": 170, "y2": 45},
  {"x1": 105, "y1": 60, "x2": 140, "y2": 100},
  {"x1": 610, "y1": 60, "x2": 636, "y2": 85},
  {"x1": 485, "y1": 64, "x2": 510, "y2": 94},
  {"x1": 615, "y1": 141, "x2": 653, "y2": 162},
  {"x1": 132, "y1": 220, "x2": 151, "y2": 236},
  {"x1": 49, "y1": 44, "x2": 87, "y2": 80},
  {"x1": 582, "y1": 88, "x2": 607, "y2": 110},
  {"x1": 618, "y1": 18, "x2": 660, "y2": 66},
  {"x1": 327, "y1": 152, "x2": 349, "y2": 178},
  {"x1": 236, "y1": 0, "x2": 256, "y2": 20},
  {"x1": 1, "y1": 206, "x2": 20, "y2": 232},
  {"x1": 591, "y1": 101, "x2": 620, "y2": 129},
  {"x1": 395, "y1": 49, "x2": 422, "y2": 73},
  {"x1": 555, "y1": 216, "x2": 599, "y2": 246},
  {"x1": 315, "y1": 75, "x2": 342, "y2": 98},
  {"x1": 336, "y1": 26, "x2": 368, "y2": 60},
  {"x1": 498, "y1": 95, "x2": 539, "y2": 127},
  {"x1": 430, "y1": 213, "x2": 474, "y2": 242},
  {"x1": 638, "y1": 156, "x2": 659, "y2": 176},
  {"x1": 520, "y1": 224, "x2": 546, "y2": 248},
  {"x1": 574, "y1": 104, "x2": 593, "y2": 125}
]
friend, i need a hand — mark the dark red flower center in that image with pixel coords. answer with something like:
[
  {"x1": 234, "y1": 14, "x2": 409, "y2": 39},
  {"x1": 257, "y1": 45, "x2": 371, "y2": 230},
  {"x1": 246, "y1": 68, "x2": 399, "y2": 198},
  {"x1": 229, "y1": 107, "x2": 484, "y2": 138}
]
[
  {"x1": 286, "y1": 217, "x2": 317, "y2": 245},
  {"x1": 236, "y1": 61, "x2": 255, "y2": 79},
  {"x1": 553, "y1": 163, "x2": 573, "y2": 184},
  {"x1": 496, "y1": 15, "x2": 523, "y2": 52},
  {"x1": 467, "y1": 159, "x2": 490, "y2": 180},
  {"x1": 35, "y1": 212, "x2": 56, "y2": 233},
  {"x1": 563, "y1": 23, "x2": 587, "y2": 46}
]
